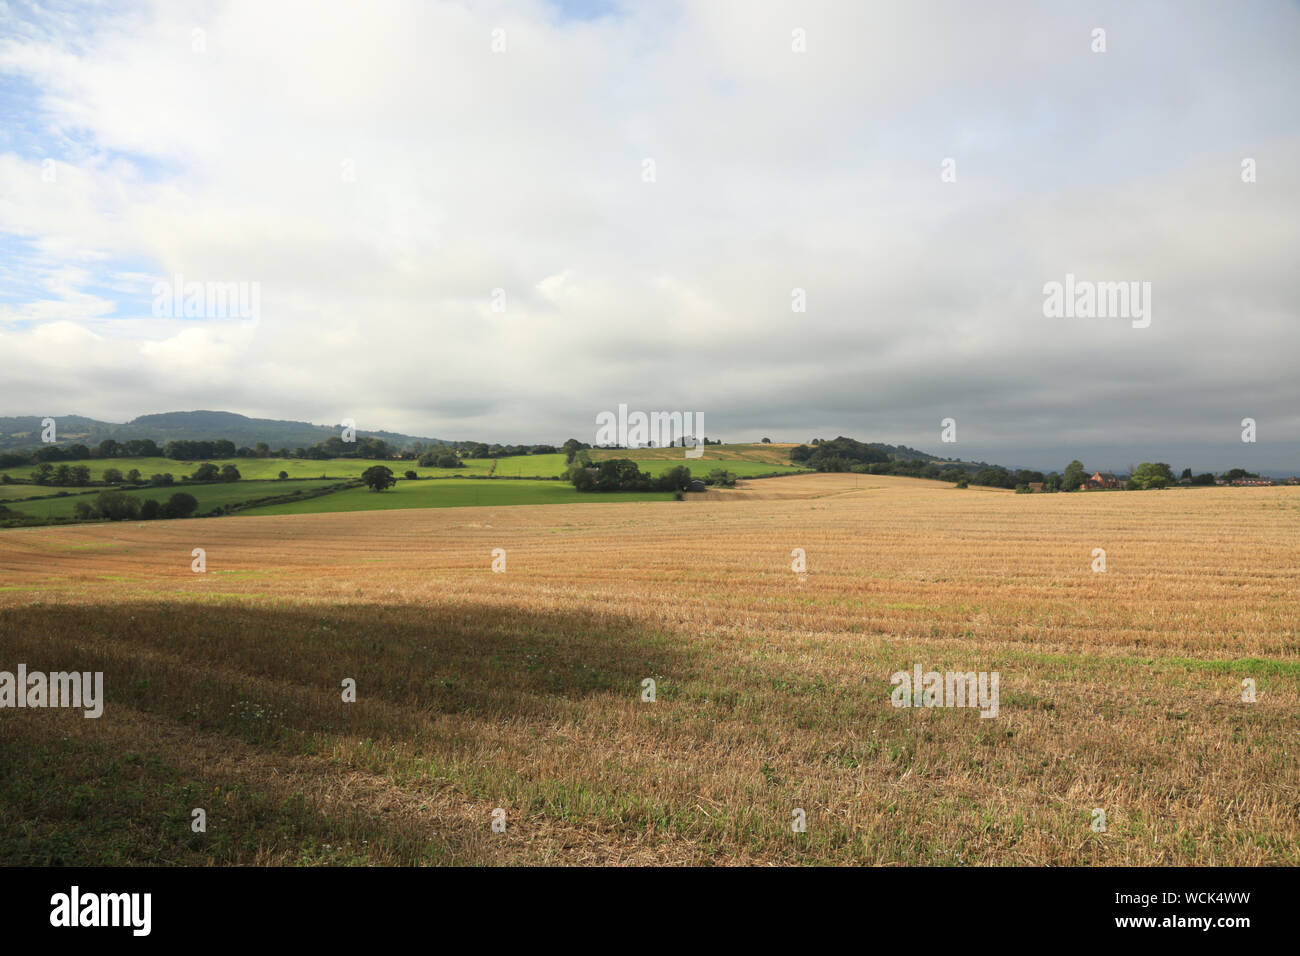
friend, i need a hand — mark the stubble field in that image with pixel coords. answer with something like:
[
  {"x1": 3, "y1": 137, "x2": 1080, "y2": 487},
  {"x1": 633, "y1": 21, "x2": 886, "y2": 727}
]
[{"x1": 0, "y1": 473, "x2": 1296, "y2": 865}]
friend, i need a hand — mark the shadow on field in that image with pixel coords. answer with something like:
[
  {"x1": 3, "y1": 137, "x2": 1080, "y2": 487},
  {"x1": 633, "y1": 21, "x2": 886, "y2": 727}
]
[
  {"x1": 0, "y1": 598, "x2": 696, "y2": 730},
  {"x1": 0, "y1": 598, "x2": 698, "y2": 864}
]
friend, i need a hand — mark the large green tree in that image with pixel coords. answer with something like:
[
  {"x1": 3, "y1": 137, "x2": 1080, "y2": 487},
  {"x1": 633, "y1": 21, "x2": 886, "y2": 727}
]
[
  {"x1": 164, "y1": 492, "x2": 199, "y2": 518},
  {"x1": 361, "y1": 465, "x2": 397, "y2": 491},
  {"x1": 1062, "y1": 460, "x2": 1087, "y2": 491},
  {"x1": 1129, "y1": 462, "x2": 1174, "y2": 490}
]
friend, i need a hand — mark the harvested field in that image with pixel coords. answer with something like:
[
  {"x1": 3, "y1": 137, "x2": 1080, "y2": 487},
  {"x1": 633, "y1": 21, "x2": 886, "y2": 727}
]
[{"x1": 0, "y1": 473, "x2": 1296, "y2": 865}]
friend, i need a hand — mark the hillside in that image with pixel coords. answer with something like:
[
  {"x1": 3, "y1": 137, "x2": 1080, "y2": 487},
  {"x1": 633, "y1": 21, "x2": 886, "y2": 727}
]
[{"x1": 0, "y1": 410, "x2": 445, "y2": 451}]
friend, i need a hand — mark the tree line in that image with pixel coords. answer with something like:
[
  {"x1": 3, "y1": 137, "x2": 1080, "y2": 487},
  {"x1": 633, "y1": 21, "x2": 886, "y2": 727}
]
[
  {"x1": 790, "y1": 439, "x2": 1267, "y2": 491},
  {"x1": 72, "y1": 490, "x2": 199, "y2": 522},
  {"x1": 12, "y1": 461, "x2": 243, "y2": 488},
  {"x1": 0, "y1": 434, "x2": 580, "y2": 469}
]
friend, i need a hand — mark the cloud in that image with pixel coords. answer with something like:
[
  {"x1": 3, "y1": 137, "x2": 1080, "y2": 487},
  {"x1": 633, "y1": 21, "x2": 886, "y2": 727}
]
[{"x1": 0, "y1": 0, "x2": 1297, "y2": 471}]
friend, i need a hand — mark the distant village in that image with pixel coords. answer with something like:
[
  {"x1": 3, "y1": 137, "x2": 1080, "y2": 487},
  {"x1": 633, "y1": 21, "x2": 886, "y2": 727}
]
[{"x1": 1031, "y1": 470, "x2": 1300, "y2": 493}]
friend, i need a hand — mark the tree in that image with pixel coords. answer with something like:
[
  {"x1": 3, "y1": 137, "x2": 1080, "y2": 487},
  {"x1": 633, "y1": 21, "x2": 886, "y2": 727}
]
[
  {"x1": 1062, "y1": 460, "x2": 1087, "y2": 491},
  {"x1": 278, "y1": 471, "x2": 288, "y2": 480},
  {"x1": 102, "y1": 468, "x2": 124, "y2": 484},
  {"x1": 122, "y1": 438, "x2": 160, "y2": 457},
  {"x1": 404, "y1": 470, "x2": 417, "y2": 480},
  {"x1": 96, "y1": 489, "x2": 140, "y2": 521},
  {"x1": 219, "y1": 464, "x2": 241, "y2": 482},
  {"x1": 788, "y1": 437, "x2": 888, "y2": 472},
  {"x1": 126, "y1": 469, "x2": 142, "y2": 483},
  {"x1": 1129, "y1": 462, "x2": 1174, "y2": 490},
  {"x1": 660, "y1": 465, "x2": 694, "y2": 491},
  {"x1": 73, "y1": 501, "x2": 97, "y2": 520},
  {"x1": 561, "y1": 438, "x2": 591, "y2": 463},
  {"x1": 163, "y1": 492, "x2": 198, "y2": 518},
  {"x1": 149, "y1": 473, "x2": 175, "y2": 486},
  {"x1": 418, "y1": 449, "x2": 463, "y2": 468},
  {"x1": 140, "y1": 499, "x2": 161, "y2": 520},
  {"x1": 192, "y1": 462, "x2": 220, "y2": 481},
  {"x1": 972, "y1": 467, "x2": 1016, "y2": 489},
  {"x1": 361, "y1": 465, "x2": 397, "y2": 491},
  {"x1": 761, "y1": 437, "x2": 771, "y2": 444},
  {"x1": 566, "y1": 461, "x2": 596, "y2": 491}
]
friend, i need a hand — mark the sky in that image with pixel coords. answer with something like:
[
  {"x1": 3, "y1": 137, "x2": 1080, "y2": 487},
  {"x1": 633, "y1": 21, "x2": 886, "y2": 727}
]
[{"x1": 1, "y1": 0, "x2": 1298, "y2": 473}]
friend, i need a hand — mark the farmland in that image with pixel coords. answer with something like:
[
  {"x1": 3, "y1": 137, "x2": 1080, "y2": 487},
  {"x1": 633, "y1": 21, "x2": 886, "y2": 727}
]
[
  {"x1": 589, "y1": 442, "x2": 804, "y2": 468},
  {"x1": 0, "y1": 474, "x2": 1296, "y2": 866},
  {"x1": 611, "y1": 457, "x2": 806, "y2": 478},
  {"x1": 241, "y1": 478, "x2": 671, "y2": 515},
  {"x1": 1, "y1": 480, "x2": 342, "y2": 521},
  {"x1": 4, "y1": 453, "x2": 569, "y2": 483}
]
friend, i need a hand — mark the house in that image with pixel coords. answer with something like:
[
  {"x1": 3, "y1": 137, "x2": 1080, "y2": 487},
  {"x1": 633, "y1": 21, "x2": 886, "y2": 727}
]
[
  {"x1": 1088, "y1": 471, "x2": 1128, "y2": 489},
  {"x1": 689, "y1": 479, "x2": 706, "y2": 492},
  {"x1": 1027, "y1": 482, "x2": 1045, "y2": 493}
]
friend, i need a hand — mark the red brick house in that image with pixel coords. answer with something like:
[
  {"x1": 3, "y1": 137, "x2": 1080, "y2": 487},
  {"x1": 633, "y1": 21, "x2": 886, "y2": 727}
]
[{"x1": 1088, "y1": 471, "x2": 1128, "y2": 489}]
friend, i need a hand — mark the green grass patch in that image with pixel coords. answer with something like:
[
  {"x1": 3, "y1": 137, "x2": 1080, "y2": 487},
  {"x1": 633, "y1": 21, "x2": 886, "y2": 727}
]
[
  {"x1": 240, "y1": 478, "x2": 673, "y2": 515},
  {"x1": 6, "y1": 480, "x2": 340, "y2": 520},
  {"x1": 7, "y1": 454, "x2": 568, "y2": 483}
]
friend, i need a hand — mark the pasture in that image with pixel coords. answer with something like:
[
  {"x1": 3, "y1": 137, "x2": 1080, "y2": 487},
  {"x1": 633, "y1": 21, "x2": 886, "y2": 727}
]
[
  {"x1": 2, "y1": 480, "x2": 341, "y2": 520},
  {"x1": 0, "y1": 474, "x2": 1296, "y2": 865},
  {"x1": 4, "y1": 453, "x2": 569, "y2": 483}
]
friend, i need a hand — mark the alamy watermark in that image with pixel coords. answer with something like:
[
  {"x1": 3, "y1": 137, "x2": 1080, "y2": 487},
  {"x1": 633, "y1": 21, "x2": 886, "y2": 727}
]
[
  {"x1": 1, "y1": 665, "x2": 103, "y2": 718},
  {"x1": 595, "y1": 404, "x2": 705, "y2": 458},
  {"x1": 1043, "y1": 273, "x2": 1151, "y2": 328},
  {"x1": 152, "y1": 274, "x2": 260, "y2": 327},
  {"x1": 890, "y1": 663, "x2": 999, "y2": 718},
  {"x1": 50, "y1": 886, "x2": 150, "y2": 936}
]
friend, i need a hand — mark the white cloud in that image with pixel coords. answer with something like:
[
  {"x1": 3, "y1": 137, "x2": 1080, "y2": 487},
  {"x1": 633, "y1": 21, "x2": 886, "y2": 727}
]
[{"x1": 0, "y1": 0, "x2": 1297, "y2": 470}]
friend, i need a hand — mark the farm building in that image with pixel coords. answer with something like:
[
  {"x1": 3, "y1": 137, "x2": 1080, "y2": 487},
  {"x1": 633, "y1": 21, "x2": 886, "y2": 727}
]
[{"x1": 1088, "y1": 471, "x2": 1129, "y2": 489}]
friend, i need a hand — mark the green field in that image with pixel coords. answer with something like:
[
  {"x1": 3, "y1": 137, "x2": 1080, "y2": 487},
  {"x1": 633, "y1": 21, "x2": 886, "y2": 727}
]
[
  {"x1": 585, "y1": 451, "x2": 805, "y2": 477},
  {"x1": 0, "y1": 484, "x2": 73, "y2": 500},
  {"x1": 589, "y1": 442, "x2": 802, "y2": 464},
  {"x1": 634, "y1": 458, "x2": 806, "y2": 477},
  {"x1": 5, "y1": 453, "x2": 569, "y2": 483},
  {"x1": 242, "y1": 478, "x2": 672, "y2": 515},
  {"x1": 4, "y1": 480, "x2": 341, "y2": 520},
  {"x1": 2, "y1": 451, "x2": 801, "y2": 484}
]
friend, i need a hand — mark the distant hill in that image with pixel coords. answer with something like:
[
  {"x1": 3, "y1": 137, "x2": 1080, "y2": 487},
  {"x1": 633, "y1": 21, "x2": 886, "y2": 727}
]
[
  {"x1": 849, "y1": 440, "x2": 1004, "y2": 471},
  {"x1": 0, "y1": 411, "x2": 446, "y2": 451}
]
